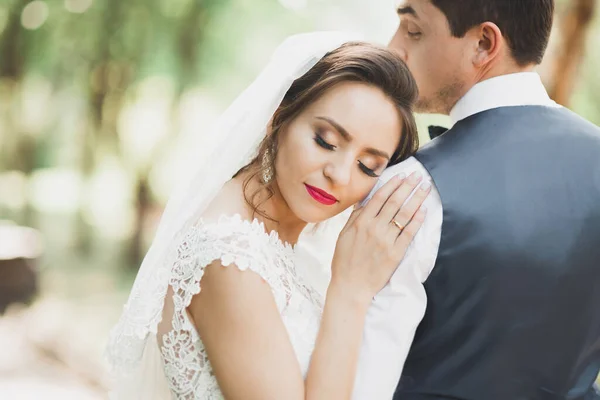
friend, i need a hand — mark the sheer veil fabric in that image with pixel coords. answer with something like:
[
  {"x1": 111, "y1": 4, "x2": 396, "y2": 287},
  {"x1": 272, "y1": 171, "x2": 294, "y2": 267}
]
[{"x1": 105, "y1": 31, "x2": 362, "y2": 398}]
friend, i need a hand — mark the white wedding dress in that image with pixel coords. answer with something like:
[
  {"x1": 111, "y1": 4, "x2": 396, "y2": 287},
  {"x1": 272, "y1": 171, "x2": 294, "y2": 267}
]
[
  {"x1": 106, "y1": 32, "x2": 359, "y2": 400},
  {"x1": 155, "y1": 214, "x2": 325, "y2": 399}
]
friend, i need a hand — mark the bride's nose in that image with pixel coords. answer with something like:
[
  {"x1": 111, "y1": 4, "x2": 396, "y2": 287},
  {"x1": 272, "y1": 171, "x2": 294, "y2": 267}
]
[{"x1": 323, "y1": 157, "x2": 352, "y2": 187}]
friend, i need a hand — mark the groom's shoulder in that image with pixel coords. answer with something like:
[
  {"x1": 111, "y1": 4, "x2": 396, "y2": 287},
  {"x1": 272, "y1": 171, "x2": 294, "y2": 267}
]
[
  {"x1": 559, "y1": 107, "x2": 600, "y2": 137},
  {"x1": 540, "y1": 107, "x2": 600, "y2": 154},
  {"x1": 381, "y1": 156, "x2": 430, "y2": 182},
  {"x1": 362, "y1": 155, "x2": 437, "y2": 207}
]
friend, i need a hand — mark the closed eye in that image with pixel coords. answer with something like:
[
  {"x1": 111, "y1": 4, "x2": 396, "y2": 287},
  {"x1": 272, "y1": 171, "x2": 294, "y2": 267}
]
[
  {"x1": 314, "y1": 134, "x2": 335, "y2": 151},
  {"x1": 400, "y1": 19, "x2": 422, "y2": 40},
  {"x1": 407, "y1": 30, "x2": 422, "y2": 39},
  {"x1": 315, "y1": 132, "x2": 380, "y2": 177},
  {"x1": 358, "y1": 161, "x2": 380, "y2": 178}
]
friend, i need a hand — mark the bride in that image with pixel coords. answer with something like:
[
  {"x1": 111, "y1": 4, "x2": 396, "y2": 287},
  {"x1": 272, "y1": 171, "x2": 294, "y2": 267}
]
[{"x1": 106, "y1": 32, "x2": 430, "y2": 399}]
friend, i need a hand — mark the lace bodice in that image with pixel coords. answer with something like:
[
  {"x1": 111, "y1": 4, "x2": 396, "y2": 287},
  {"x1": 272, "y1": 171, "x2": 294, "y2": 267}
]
[{"x1": 156, "y1": 214, "x2": 324, "y2": 399}]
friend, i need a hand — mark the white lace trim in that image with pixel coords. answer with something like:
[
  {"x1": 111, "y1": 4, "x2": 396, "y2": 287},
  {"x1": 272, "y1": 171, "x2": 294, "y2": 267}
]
[{"x1": 158, "y1": 214, "x2": 323, "y2": 399}]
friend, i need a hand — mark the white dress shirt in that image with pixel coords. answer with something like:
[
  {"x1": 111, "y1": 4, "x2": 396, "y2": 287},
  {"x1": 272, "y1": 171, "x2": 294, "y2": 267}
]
[{"x1": 352, "y1": 72, "x2": 560, "y2": 400}]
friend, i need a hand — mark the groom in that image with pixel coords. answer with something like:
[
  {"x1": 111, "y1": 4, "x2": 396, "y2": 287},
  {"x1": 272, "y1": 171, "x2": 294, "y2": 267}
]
[{"x1": 353, "y1": 1, "x2": 600, "y2": 399}]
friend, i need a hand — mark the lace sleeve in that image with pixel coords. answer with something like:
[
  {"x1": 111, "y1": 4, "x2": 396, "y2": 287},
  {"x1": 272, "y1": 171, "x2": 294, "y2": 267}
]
[
  {"x1": 166, "y1": 216, "x2": 290, "y2": 317},
  {"x1": 156, "y1": 215, "x2": 294, "y2": 399}
]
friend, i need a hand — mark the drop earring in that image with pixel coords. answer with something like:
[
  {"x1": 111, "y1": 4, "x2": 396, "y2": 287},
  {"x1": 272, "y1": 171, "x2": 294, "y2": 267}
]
[{"x1": 261, "y1": 147, "x2": 274, "y2": 184}]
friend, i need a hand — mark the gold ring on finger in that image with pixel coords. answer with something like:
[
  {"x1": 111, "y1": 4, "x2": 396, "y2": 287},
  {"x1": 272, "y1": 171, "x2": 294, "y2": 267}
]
[{"x1": 392, "y1": 219, "x2": 404, "y2": 231}]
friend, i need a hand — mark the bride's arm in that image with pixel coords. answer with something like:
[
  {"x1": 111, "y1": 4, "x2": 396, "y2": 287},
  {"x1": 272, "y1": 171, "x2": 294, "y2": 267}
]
[
  {"x1": 188, "y1": 175, "x2": 429, "y2": 400},
  {"x1": 188, "y1": 260, "x2": 307, "y2": 399},
  {"x1": 190, "y1": 262, "x2": 373, "y2": 400},
  {"x1": 304, "y1": 280, "x2": 372, "y2": 399}
]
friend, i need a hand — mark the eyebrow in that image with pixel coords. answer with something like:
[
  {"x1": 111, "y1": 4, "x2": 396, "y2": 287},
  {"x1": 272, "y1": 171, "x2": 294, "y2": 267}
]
[
  {"x1": 397, "y1": 5, "x2": 419, "y2": 19},
  {"x1": 316, "y1": 116, "x2": 391, "y2": 160}
]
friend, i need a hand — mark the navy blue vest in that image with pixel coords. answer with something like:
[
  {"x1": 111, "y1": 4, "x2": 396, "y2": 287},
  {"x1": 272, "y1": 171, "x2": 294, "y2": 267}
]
[{"x1": 395, "y1": 106, "x2": 600, "y2": 400}]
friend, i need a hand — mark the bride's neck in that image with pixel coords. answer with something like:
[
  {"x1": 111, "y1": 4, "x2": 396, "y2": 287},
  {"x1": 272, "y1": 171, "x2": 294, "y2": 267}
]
[
  {"x1": 234, "y1": 173, "x2": 307, "y2": 245},
  {"x1": 263, "y1": 183, "x2": 307, "y2": 245}
]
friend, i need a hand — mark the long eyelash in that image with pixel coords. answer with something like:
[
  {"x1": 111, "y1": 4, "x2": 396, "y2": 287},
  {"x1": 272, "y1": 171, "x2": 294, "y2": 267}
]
[
  {"x1": 358, "y1": 161, "x2": 380, "y2": 178},
  {"x1": 314, "y1": 134, "x2": 335, "y2": 151},
  {"x1": 314, "y1": 134, "x2": 379, "y2": 177}
]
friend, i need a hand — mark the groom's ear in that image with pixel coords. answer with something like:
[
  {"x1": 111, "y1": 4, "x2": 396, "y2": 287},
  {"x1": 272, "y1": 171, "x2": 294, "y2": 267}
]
[{"x1": 472, "y1": 22, "x2": 503, "y2": 68}]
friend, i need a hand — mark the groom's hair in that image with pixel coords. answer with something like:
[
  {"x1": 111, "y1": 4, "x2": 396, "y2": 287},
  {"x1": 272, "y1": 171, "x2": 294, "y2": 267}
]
[{"x1": 431, "y1": 0, "x2": 554, "y2": 66}]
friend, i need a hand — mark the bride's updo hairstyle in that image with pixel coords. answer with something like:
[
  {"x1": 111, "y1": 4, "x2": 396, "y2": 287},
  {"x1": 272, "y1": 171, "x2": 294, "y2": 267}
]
[{"x1": 236, "y1": 42, "x2": 419, "y2": 220}]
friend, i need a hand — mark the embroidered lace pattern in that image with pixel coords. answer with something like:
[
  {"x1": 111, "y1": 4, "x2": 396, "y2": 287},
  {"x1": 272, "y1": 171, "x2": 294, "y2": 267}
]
[{"x1": 158, "y1": 214, "x2": 324, "y2": 399}]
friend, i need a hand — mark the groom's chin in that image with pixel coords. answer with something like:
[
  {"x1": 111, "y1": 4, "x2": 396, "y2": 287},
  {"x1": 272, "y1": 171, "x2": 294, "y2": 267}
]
[
  {"x1": 415, "y1": 95, "x2": 454, "y2": 116},
  {"x1": 415, "y1": 97, "x2": 439, "y2": 114}
]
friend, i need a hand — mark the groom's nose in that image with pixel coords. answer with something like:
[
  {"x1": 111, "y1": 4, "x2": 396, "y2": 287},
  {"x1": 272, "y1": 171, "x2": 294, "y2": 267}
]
[{"x1": 388, "y1": 35, "x2": 408, "y2": 62}]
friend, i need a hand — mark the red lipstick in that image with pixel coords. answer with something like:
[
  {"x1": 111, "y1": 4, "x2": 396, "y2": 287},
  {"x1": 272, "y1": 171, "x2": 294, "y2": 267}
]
[{"x1": 305, "y1": 184, "x2": 338, "y2": 206}]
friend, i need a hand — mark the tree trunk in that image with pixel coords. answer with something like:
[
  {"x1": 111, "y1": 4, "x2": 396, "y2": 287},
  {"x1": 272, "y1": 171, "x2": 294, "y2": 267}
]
[
  {"x1": 548, "y1": 0, "x2": 598, "y2": 106},
  {"x1": 0, "y1": 0, "x2": 38, "y2": 226},
  {"x1": 74, "y1": 0, "x2": 126, "y2": 253},
  {"x1": 0, "y1": 225, "x2": 42, "y2": 314},
  {"x1": 128, "y1": 174, "x2": 151, "y2": 267},
  {"x1": 0, "y1": 0, "x2": 28, "y2": 79}
]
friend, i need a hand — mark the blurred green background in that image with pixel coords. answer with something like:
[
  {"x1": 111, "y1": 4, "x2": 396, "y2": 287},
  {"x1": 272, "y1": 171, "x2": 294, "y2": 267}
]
[{"x1": 0, "y1": 0, "x2": 598, "y2": 397}]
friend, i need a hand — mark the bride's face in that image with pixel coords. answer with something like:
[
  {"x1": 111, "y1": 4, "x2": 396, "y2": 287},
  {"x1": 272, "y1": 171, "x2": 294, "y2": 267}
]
[{"x1": 274, "y1": 81, "x2": 402, "y2": 224}]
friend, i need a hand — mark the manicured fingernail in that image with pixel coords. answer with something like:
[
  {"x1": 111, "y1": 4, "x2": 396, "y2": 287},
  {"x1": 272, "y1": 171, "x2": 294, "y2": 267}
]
[
  {"x1": 420, "y1": 181, "x2": 431, "y2": 191},
  {"x1": 394, "y1": 173, "x2": 406, "y2": 181},
  {"x1": 409, "y1": 171, "x2": 422, "y2": 183}
]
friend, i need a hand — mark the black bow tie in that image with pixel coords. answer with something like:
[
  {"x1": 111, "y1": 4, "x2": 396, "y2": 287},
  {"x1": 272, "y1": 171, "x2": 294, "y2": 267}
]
[{"x1": 428, "y1": 125, "x2": 449, "y2": 140}]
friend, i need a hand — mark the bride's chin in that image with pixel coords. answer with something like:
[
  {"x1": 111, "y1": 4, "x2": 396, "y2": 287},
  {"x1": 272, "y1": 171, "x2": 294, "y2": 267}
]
[{"x1": 290, "y1": 204, "x2": 338, "y2": 225}]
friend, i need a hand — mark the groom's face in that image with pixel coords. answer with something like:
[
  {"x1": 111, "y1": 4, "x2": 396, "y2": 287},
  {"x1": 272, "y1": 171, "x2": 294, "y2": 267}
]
[{"x1": 389, "y1": 0, "x2": 472, "y2": 114}]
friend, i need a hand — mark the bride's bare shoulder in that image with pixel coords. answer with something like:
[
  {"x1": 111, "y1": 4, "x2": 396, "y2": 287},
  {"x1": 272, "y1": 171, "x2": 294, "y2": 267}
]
[{"x1": 199, "y1": 178, "x2": 254, "y2": 224}]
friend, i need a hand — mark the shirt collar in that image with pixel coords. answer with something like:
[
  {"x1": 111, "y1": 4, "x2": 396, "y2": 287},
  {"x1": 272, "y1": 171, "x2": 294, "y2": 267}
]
[{"x1": 449, "y1": 72, "x2": 559, "y2": 125}]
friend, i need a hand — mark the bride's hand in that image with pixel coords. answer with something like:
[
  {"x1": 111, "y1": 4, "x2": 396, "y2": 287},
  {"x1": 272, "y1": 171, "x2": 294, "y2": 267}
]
[{"x1": 331, "y1": 172, "x2": 430, "y2": 303}]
